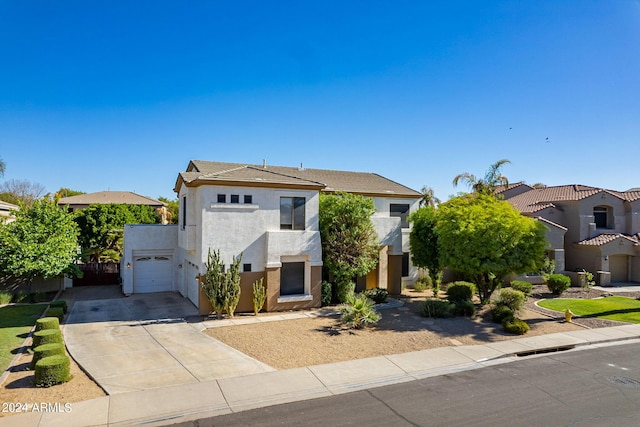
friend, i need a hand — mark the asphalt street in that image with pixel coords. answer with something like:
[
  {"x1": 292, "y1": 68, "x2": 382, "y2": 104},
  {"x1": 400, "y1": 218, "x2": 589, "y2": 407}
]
[{"x1": 171, "y1": 342, "x2": 640, "y2": 427}]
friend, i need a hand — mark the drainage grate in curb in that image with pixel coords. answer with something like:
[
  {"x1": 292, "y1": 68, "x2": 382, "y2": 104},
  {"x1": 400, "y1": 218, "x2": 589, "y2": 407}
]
[
  {"x1": 514, "y1": 345, "x2": 575, "y2": 358},
  {"x1": 608, "y1": 376, "x2": 640, "y2": 388}
]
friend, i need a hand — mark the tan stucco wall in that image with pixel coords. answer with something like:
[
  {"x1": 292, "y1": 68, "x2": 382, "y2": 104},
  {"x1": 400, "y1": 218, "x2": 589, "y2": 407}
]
[{"x1": 263, "y1": 266, "x2": 322, "y2": 312}]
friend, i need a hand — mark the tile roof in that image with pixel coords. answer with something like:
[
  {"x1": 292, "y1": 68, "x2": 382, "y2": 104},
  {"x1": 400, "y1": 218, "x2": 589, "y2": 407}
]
[
  {"x1": 58, "y1": 191, "x2": 166, "y2": 207},
  {"x1": 505, "y1": 184, "x2": 640, "y2": 213},
  {"x1": 178, "y1": 160, "x2": 422, "y2": 197},
  {"x1": 0, "y1": 200, "x2": 19, "y2": 216},
  {"x1": 494, "y1": 182, "x2": 533, "y2": 194},
  {"x1": 576, "y1": 233, "x2": 640, "y2": 246}
]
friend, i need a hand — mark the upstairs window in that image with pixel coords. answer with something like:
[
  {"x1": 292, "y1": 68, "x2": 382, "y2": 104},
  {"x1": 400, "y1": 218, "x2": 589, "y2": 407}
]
[
  {"x1": 244, "y1": 195, "x2": 253, "y2": 204},
  {"x1": 594, "y1": 206, "x2": 612, "y2": 229},
  {"x1": 390, "y1": 204, "x2": 410, "y2": 228},
  {"x1": 280, "y1": 197, "x2": 305, "y2": 230},
  {"x1": 217, "y1": 194, "x2": 226, "y2": 203},
  {"x1": 181, "y1": 196, "x2": 187, "y2": 230},
  {"x1": 230, "y1": 194, "x2": 239, "y2": 204}
]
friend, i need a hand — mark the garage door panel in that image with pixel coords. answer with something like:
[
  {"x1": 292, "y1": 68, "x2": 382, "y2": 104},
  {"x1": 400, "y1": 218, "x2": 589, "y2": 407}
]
[{"x1": 134, "y1": 256, "x2": 172, "y2": 293}]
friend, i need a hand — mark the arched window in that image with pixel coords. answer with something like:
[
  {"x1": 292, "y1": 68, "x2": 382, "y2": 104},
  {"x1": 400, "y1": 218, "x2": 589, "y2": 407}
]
[{"x1": 593, "y1": 206, "x2": 611, "y2": 229}]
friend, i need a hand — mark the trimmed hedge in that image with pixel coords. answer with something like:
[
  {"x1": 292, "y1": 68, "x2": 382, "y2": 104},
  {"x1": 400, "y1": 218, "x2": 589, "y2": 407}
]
[
  {"x1": 547, "y1": 274, "x2": 571, "y2": 295},
  {"x1": 491, "y1": 305, "x2": 514, "y2": 323},
  {"x1": 502, "y1": 317, "x2": 530, "y2": 335},
  {"x1": 453, "y1": 300, "x2": 476, "y2": 317},
  {"x1": 31, "y1": 342, "x2": 66, "y2": 370},
  {"x1": 446, "y1": 281, "x2": 476, "y2": 302},
  {"x1": 496, "y1": 288, "x2": 526, "y2": 312},
  {"x1": 34, "y1": 355, "x2": 72, "y2": 387},
  {"x1": 510, "y1": 280, "x2": 533, "y2": 296},
  {"x1": 414, "y1": 276, "x2": 432, "y2": 292},
  {"x1": 49, "y1": 300, "x2": 68, "y2": 314},
  {"x1": 32, "y1": 329, "x2": 63, "y2": 349},
  {"x1": 35, "y1": 317, "x2": 60, "y2": 332},
  {"x1": 45, "y1": 307, "x2": 64, "y2": 322}
]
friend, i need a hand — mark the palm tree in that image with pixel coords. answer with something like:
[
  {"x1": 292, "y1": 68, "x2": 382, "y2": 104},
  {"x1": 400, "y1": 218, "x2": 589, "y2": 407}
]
[
  {"x1": 0, "y1": 157, "x2": 5, "y2": 178},
  {"x1": 419, "y1": 186, "x2": 441, "y2": 208},
  {"x1": 452, "y1": 159, "x2": 511, "y2": 196}
]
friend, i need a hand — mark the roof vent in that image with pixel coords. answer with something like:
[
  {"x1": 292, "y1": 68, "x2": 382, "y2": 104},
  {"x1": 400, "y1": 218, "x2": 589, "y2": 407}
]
[
  {"x1": 262, "y1": 159, "x2": 267, "y2": 169},
  {"x1": 299, "y1": 162, "x2": 304, "y2": 171}
]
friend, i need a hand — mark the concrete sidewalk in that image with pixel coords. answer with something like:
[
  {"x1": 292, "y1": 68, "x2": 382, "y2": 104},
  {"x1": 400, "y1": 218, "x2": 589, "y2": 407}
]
[{"x1": 4, "y1": 324, "x2": 640, "y2": 427}]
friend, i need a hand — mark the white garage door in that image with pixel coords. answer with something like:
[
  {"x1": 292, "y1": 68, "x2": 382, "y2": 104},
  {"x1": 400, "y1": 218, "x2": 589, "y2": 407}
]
[{"x1": 134, "y1": 255, "x2": 173, "y2": 293}]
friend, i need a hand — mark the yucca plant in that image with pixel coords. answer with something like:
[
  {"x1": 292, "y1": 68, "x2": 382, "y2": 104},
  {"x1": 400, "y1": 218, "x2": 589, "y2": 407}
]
[{"x1": 340, "y1": 293, "x2": 381, "y2": 329}]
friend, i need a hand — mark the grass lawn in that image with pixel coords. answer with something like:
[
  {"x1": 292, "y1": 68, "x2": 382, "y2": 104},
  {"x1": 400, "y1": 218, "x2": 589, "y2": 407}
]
[
  {"x1": 0, "y1": 304, "x2": 47, "y2": 371},
  {"x1": 538, "y1": 296, "x2": 640, "y2": 323}
]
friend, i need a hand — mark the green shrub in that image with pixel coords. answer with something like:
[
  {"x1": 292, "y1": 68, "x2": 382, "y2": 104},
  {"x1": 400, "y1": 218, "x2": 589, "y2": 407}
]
[
  {"x1": 340, "y1": 293, "x2": 381, "y2": 329},
  {"x1": 49, "y1": 300, "x2": 68, "y2": 314},
  {"x1": 45, "y1": 307, "x2": 64, "y2": 322},
  {"x1": 0, "y1": 291, "x2": 12, "y2": 304},
  {"x1": 32, "y1": 292, "x2": 48, "y2": 303},
  {"x1": 35, "y1": 317, "x2": 60, "y2": 332},
  {"x1": 453, "y1": 300, "x2": 476, "y2": 317},
  {"x1": 337, "y1": 281, "x2": 356, "y2": 303},
  {"x1": 510, "y1": 280, "x2": 532, "y2": 296},
  {"x1": 421, "y1": 299, "x2": 454, "y2": 318},
  {"x1": 34, "y1": 355, "x2": 72, "y2": 387},
  {"x1": 496, "y1": 288, "x2": 526, "y2": 312},
  {"x1": 32, "y1": 329, "x2": 63, "y2": 349},
  {"x1": 363, "y1": 288, "x2": 388, "y2": 304},
  {"x1": 446, "y1": 281, "x2": 476, "y2": 302},
  {"x1": 491, "y1": 305, "x2": 514, "y2": 323},
  {"x1": 413, "y1": 276, "x2": 432, "y2": 292},
  {"x1": 31, "y1": 342, "x2": 66, "y2": 370},
  {"x1": 13, "y1": 291, "x2": 30, "y2": 303},
  {"x1": 252, "y1": 278, "x2": 266, "y2": 315},
  {"x1": 547, "y1": 274, "x2": 571, "y2": 295},
  {"x1": 321, "y1": 281, "x2": 332, "y2": 306},
  {"x1": 502, "y1": 317, "x2": 530, "y2": 335}
]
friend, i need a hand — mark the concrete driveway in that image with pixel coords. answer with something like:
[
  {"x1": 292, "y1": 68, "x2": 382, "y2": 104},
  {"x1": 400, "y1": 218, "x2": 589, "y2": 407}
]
[{"x1": 63, "y1": 291, "x2": 274, "y2": 395}]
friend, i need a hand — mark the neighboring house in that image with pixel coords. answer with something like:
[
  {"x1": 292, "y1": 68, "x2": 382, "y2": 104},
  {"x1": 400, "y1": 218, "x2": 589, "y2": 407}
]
[
  {"x1": 57, "y1": 191, "x2": 165, "y2": 211},
  {"x1": 0, "y1": 200, "x2": 19, "y2": 223},
  {"x1": 122, "y1": 160, "x2": 421, "y2": 314},
  {"x1": 503, "y1": 184, "x2": 640, "y2": 285}
]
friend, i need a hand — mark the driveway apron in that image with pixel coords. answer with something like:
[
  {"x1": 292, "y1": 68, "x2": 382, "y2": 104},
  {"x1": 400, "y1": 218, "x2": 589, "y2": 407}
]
[{"x1": 63, "y1": 292, "x2": 274, "y2": 394}]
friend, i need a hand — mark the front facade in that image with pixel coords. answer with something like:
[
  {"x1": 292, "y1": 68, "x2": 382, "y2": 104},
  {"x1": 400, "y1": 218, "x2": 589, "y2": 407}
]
[
  {"x1": 504, "y1": 184, "x2": 640, "y2": 285},
  {"x1": 122, "y1": 160, "x2": 421, "y2": 313}
]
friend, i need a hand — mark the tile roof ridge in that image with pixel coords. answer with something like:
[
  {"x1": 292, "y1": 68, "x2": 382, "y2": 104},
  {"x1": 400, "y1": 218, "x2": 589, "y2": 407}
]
[{"x1": 245, "y1": 165, "x2": 326, "y2": 186}]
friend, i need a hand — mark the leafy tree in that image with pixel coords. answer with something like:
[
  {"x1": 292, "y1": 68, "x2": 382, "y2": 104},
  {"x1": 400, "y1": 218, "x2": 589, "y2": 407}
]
[
  {"x1": 0, "y1": 199, "x2": 80, "y2": 292},
  {"x1": 53, "y1": 188, "x2": 85, "y2": 198},
  {"x1": 73, "y1": 204, "x2": 158, "y2": 262},
  {"x1": 452, "y1": 159, "x2": 511, "y2": 196},
  {"x1": 408, "y1": 206, "x2": 442, "y2": 294},
  {"x1": 419, "y1": 186, "x2": 440, "y2": 208},
  {"x1": 319, "y1": 192, "x2": 379, "y2": 302},
  {"x1": 0, "y1": 179, "x2": 46, "y2": 206},
  {"x1": 437, "y1": 195, "x2": 547, "y2": 302},
  {"x1": 158, "y1": 197, "x2": 178, "y2": 224}
]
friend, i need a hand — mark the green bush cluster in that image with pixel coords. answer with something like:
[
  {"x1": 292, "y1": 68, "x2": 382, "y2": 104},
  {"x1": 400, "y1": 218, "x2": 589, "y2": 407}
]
[
  {"x1": 496, "y1": 288, "x2": 526, "y2": 312},
  {"x1": 491, "y1": 305, "x2": 514, "y2": 323},
  {"x1": 446, "y1": 281, "x2": 476, "y2": 303},
  {"x1": 453, "y1": 300, "x2": 476, "y2": 317},
  {"x1": 0, "y1": 291, "x2": 12, "y2": 305},
  {"x1": 547, "y1": 274, "x2": 571, "y2": 295},
  {"x1": 413, "y1": 276, "x2": 432, "y2": 292},
  {"x1": 35, "y1": 317, "x2": 60, "y2": 332},
  {"x1": 510, "y1": 280, "x2": 532, "y2": 296},
  {"x1": 502, "y1": 317, "x2": 530, "y2": 335},
  {"x1": 340, "y1": 293, "x2": 381, "y2": 328},
  {"x1": 31, "y1": 342, "x2": 66, "y2": 370},
  {"x1": 32, "y1": 329, "x2": 63, "y2": 349},
  {"x1": 363, "y1": 288, "x2": 388, "y2": 304},
  {"x1": 421, "y1": 299, "x2": 455, "y2": 318},
  {"x1": 50, "y1": 300, "x2": 68, "y2": 314},
  {"x1": 34, "y1": 354, "x2": 72, "y2": 387},
  {"x1": 13, "y1": 291, "x2": 30, "y2": 303},
  {"x1": 321, "y1": 281, "x2": 332, "y2": 306}
]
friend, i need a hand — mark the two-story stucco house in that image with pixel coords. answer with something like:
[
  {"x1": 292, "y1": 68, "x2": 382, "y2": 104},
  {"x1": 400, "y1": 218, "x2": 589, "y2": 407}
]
[
  {"x1": 122, "y1": 160, "x2": 421, "y2": 314},
  {"x1": 502, "y1": 184, "x2": 640, "y2": 285}
]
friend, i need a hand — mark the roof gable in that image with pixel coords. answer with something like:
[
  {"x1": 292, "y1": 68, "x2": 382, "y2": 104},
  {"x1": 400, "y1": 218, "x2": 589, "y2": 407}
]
[{"x1": 58, "y1": 191, "x2": 165, "y2": 207}]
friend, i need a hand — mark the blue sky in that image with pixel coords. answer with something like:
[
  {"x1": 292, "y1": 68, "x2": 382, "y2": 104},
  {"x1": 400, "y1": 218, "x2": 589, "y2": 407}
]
[{"x1": 1, "y1": 1, "x2": 639, "y2": 201}]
